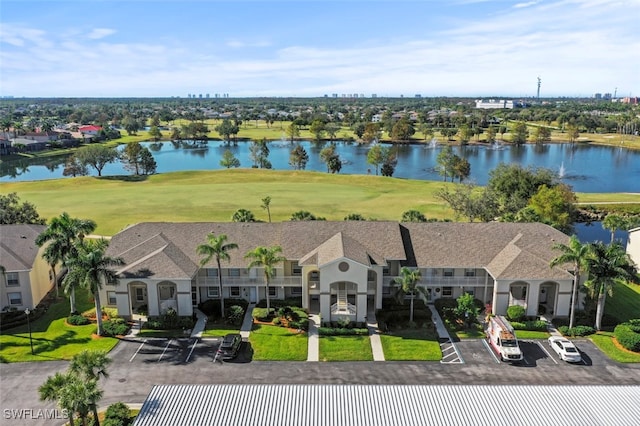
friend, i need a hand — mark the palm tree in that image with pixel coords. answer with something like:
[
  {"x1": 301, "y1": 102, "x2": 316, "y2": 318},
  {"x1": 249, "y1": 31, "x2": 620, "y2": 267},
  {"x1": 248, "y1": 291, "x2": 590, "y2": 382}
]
[
  {"x1": 36, "y1": 213, "x2": 97, "y2": 314},
  {"x1": 41, "y1": 237, "x2": 66, "y2": 298},
  {"x1": 39, "y1": 372, "x2": 77, "y2": 426},
  {"x1": 392, "y1": 267, "x2": 425, "y2": 323},
  {"x1": 602, "y1": 214, "x2": 628, "y2": 244},
  {"x1": 584, "y1": 242, "x2": 636, "y2": 330},
  {"x1": 244, "y1": 246, "x2": 285, "y2": 311},
  {"x1": 63, "y1": 239, "x2": 123, "y2": 336},
  {"x1": 550, "y1": 235, "x2": 590, "y2": 329},
  {"x1": 69, "y1": 350, "x2": 111, "y2": 425},
  {"x1": 261, "y1": 196, "x2": 272, "y2": 223},
  {"x1": 196, "y1": 233, "x2": 238, "y2": 318},
  {"x1": 59, "y1": 376, "x2": 103, "y2": 426}
]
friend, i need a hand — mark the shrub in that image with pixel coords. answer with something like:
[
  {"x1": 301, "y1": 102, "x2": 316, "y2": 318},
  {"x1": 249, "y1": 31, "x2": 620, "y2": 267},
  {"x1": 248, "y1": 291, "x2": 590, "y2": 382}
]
[
  {"x1": 552, "y1": 317, "x2": 569, "y2": 328},
  {"x1": 104, "y1": 402, "x2": 133, "y2": 426},
  {"x1": 226, "y1": 305, "x2": 245, "y2": 326},
  {"x1": 289, "y1": 319, "x2": 309, "y2": 331},
  {"x1": 68, "y1": 314, "x2": 90, "y2": 326},
  {"x1": 318, "y1": 327, "x2": 368, "y2": 336},
  {"x1": 511, "y1": 320, "x2": 548, "y2": 331},
  {"x1": 614, "y1": 323, "x2": 640, "y2": 352},
  {"x1": 272, "y1": 317, "x2": 282, "y2": 326},
  {"x1": 102, "y1": 320, "x2": 129, "y2": 336},
  {"x1": 198, "y1": 299, "x2": 221, "y2": 318},
  {"x1": 559, "y1": 325, "x2": 596, "y2": 337},
  {"x1": 252, "y1": 308, "x2": 274, "y2": 321},
  {"x1": 506, "y1": 305, "x2": 526, "y2": 322}
]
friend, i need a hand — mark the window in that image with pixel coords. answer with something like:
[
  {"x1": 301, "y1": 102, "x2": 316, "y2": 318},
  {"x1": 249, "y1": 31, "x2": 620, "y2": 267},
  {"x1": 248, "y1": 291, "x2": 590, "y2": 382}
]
[
  {"x1": 443, "y1": 269, "x2": 454, "y2": 277},
  {"x1": 382, "y1": 286, "x2": 391, "y2": 295},
  {"x1": 464, "y1": 269, "x2": 476, "y2": 277},
  {"x1": 229, "y1": 269, "x2": 241, "y2": 277},
  {"x1": 465, "y1": 288, "x2": 475, "y2": 297},
  {"x1": 382, "y1": 266, "x2": 390, "y2": 276},
  {"x1": 291, "y1": 287, "x2": 302, "y2": 296},
  {"x1": 7, "y1": 292, "x2": 22, "y2": 305},
  {"x1": 268, "y1": 287, "x2": 277, "y2": 297},
  {"x1": 207, "y1": 287, "x2": 219, "y2": 298},
  {"x1": 367, "y1": 270, "x2": 376, "y2": 281},
  {"x1": 6, "y1": 272, "x2": 19, "y2": 287},
  {"x1": 291, "y1": 262, "x2": 302, "y2": 276},
  {"x1": 159, "y1": 285, "x2": 175, "y2": 300},
  {"x1": 230, "y1": 287, "x2": 240, "y2": 297},
  {"x1": 135, "y1": 287, "x2": 145, "y2": 302},
  {"x1": 309, "y1": 271, "x2": 319, "y2": 280},
  {"x1": 442, "y1": 287, "x2": 453, "y2": 297},
  {"x1": 206, "y1": 268, "x2": 218, "y2": 277},
  {"x1": 107, "y1": 291, "x2": 117, "y2": 305}
]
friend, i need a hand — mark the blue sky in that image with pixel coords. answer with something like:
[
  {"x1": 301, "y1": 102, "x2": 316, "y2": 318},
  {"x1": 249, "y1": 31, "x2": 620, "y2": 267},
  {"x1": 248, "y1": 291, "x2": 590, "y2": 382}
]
[{"x1": 1, "y1": 0, "x2": 638, "y2": 98}]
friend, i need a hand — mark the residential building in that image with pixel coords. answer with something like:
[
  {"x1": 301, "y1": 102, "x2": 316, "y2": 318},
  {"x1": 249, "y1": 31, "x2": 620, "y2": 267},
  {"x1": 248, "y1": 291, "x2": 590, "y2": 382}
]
[
  {"x1": 102, "y1": 222, "x2": 576, "y2": 321},
  {"x1": 0, "y1": 224, "x2": 51, "y2": 310},
  {"x1": 627, "y1": 227, "x2": 640, "y2": 268},
  {"x1": 77, "y1": 125, "x2": 102, "y2": 136}
]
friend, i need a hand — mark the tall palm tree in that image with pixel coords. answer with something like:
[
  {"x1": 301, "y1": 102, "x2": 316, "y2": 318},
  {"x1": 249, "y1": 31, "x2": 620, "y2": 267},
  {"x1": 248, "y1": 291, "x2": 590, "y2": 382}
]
[
  {"x1": 36, "y1": 213, "x2": 97, "y2": 314},
  {"x1": 550, "y1": 235, "x2": 590, "y2": 329},
  {"x1": 261, "y1": 196, "x2": 272, "y2": 223},
  {"x1": 392, "y1": 266, "x2": 425, "y2": 323},
  {"x1": 39, "y1": 372, "x2": 77, "y2": 426},
  {"x1": 601, "y1": 214, "x2": 628, "y2": 244},
  {"x1": 59, "y1": 376, "x2": 102, "y2": 426},
  {"x1": 41, "y1": 237, "x2": 66, "y2": 298},
  {"x1": 584, "y1": 242, "x2": 636, "y2": 330},
  {"x1": 63, "y1": 239, "x2": 123, "y2": 336},
  {"x1": 196, "y1": 233, "x2": 238, "y2": 318},
  {"x1": 244, "y1": 246, "x2": 285, "y2": 311}
]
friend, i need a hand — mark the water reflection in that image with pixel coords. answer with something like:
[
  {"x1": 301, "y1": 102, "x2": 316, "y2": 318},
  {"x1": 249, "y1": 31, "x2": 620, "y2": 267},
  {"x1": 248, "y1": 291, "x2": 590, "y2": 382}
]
[{"x1": 2, "y1": 140, "x2": 639, "y2": 193}]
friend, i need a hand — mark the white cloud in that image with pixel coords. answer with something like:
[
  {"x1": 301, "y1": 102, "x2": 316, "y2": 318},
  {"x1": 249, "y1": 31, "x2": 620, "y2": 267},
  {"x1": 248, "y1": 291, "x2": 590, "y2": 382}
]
[
  {"x1": 87, "y1": 28, "x2": 116, "y2": 40},
  {"x1": 514, "y1": 1, "x2": 540, "y2": 8}
]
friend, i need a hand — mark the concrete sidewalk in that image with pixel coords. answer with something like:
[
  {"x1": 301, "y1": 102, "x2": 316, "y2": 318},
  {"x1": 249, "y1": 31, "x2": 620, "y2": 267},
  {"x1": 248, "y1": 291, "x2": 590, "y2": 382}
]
[
  {"x1": 428, "y1": 305, "x2": 454, "y2": 341},
  {"x1": 190, "y1": 308, "x2": 208, "y2": 338},
  {"x1": 240, "y1": 303, "x2": 256, "y2": 339},
  {"x1": 367, "y1": 312, "x2": 385, "y2": 361},
  {"x1": 307, "y1": 314, "x2": 320, "y2": 361}
]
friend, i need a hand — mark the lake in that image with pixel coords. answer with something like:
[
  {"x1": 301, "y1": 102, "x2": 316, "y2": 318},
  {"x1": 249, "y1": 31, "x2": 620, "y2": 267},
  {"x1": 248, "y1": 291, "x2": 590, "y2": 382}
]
[{"x1": 2, "y1": 140, "x2": 639, "y2": 193}]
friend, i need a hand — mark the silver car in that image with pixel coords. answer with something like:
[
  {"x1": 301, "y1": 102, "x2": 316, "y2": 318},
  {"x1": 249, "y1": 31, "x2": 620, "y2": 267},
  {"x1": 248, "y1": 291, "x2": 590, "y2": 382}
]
[{"x1": 548, "y1": 336, "x2": 582, "y2": 363}]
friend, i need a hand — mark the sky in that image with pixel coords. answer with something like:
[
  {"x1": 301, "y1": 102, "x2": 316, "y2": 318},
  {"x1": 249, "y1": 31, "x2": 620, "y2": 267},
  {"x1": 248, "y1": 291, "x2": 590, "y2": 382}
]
[{"x1": 1, "y1": 0, "x2": 638, "y2": 98}]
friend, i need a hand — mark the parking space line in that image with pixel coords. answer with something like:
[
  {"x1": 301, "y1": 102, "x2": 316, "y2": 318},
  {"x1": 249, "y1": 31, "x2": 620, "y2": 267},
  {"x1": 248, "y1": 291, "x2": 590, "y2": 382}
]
[
  {"x1": 185, "y1": 339, "x2": 198, "y2": 363},
  {"x1": 129, "y1": 339, "x2": 147, "y2": 363},
  {"x1": 536, "y1": 341, "x2": 558, "y2": 364},
  {"x1": 481, "y1": 339, "x2": 501, "y2": 364},
  {"x1": 158, "y1": 339, "x2": 173, "y2": 362}
]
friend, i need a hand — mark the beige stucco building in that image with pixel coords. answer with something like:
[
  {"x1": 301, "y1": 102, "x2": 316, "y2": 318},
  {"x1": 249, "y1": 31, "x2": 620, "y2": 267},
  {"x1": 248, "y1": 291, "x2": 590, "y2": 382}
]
[
  {"x1": 1, "y1": 224, "x2": 53, "y2": 310},
  {"x1": 101, "y1": 221, "x2": 577, "y2": 322}
]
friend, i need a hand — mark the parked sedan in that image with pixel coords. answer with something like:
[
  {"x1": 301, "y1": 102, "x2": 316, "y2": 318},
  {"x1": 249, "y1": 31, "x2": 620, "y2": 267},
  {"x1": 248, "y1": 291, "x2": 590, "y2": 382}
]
[
  {"x1": 217, "y1": 333, "x2": 242, "y2": 360},
  {"x1": 548, "y1": 336, "x2": 582, "y2": 363}
]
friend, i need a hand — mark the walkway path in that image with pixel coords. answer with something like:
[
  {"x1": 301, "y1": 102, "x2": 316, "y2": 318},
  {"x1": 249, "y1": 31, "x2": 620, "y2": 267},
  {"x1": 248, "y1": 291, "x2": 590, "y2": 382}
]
[
  {"x1": 190, "y1": 308, "x2": 207, "y2": 339},
  {"x1": 367, "y1": 312, "x2": 385, "y2": 361},
  {"x1": 125, "y1": 314, "x2": 147, "y2": 338},
  {"x1": 428, "y1": 305, "x2": 464, "y2": 364},
  {"x1": 240, "y1": 303, "x2": 256, "y2": 339},
  {"x1": 307, "y1": 314, "x2": 320, "y2": 361}
]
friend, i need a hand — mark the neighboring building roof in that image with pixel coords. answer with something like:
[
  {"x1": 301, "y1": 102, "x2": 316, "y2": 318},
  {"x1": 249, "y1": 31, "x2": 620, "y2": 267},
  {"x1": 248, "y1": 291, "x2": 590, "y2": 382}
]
[
  {"x1": 78, "y1": 125, "x2": 102, "y2": 132},
  {"x1": 106, "y1": 222, "x2": 572, "y2": 281},
  {"x1": 0, "y1": 224, "x2": 47, "y2": 271},
  {"x1": 133, "y1": 384, "x2": 640, "y2": 426}
]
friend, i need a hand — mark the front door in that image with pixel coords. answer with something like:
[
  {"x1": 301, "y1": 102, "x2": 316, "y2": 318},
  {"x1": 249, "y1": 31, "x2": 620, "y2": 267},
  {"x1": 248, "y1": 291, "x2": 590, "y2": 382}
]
[{"x1": 249, "y1": 287, "x2": 257, "y2": 303}]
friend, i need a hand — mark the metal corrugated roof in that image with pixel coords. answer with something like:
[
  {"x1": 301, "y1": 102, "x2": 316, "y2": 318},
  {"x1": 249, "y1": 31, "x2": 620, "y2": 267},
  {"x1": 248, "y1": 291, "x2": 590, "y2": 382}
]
[{"x1": 133, "y1": 384, "x2": 640, "y2": 426}]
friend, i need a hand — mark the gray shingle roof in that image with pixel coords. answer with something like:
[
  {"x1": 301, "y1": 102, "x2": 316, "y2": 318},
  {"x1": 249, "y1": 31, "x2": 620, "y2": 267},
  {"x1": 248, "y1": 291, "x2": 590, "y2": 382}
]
[
  {"x1": 107, "y1": 222, "x2": 572, "y2": 281},
  {"x1": 0, "y1": 224, "x2": 47, "y2": 271}
]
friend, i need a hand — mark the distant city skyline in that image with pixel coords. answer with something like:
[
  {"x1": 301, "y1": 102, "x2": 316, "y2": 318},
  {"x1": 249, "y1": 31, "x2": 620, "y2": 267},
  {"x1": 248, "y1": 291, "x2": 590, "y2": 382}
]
[{"x1": 1, "y1": 0, "x2": 638, "y2": 98}]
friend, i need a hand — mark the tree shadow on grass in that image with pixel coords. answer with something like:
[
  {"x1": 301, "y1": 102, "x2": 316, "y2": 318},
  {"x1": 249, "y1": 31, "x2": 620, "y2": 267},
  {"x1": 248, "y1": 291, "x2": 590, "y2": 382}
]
[{"x1": 1, "y1": 330, "x2": 93, "y2": 359}]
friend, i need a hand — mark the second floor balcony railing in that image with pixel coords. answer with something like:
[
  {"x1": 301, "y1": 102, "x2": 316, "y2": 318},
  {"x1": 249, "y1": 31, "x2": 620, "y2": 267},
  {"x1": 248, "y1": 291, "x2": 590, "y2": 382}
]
[
  {"x1": 197, "y1": 276, "x2": 302, "y2": 287},
  {"x1": 382, "y1": 276, "x2": 487, "y2": 287}
]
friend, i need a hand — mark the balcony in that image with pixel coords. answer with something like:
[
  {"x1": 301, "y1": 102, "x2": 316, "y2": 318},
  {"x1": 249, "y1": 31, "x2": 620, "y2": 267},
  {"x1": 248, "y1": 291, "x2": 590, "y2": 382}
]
[
  {"x1": 383, "y1": 276, "x2": 486, "y2": 287},
  {"x1": 197, "y1": 276, "x2": 302, "y2": 287}
]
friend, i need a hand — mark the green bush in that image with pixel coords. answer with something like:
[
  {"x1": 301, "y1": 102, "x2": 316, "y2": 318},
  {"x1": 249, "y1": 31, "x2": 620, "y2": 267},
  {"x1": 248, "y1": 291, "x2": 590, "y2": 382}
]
[
  {"x1": 318, "y1": 327, "x2": 368, "y2": 336},
  {"x1": 104, "y1": 402, "x2": 133, "y2": 426},
  {"x1": 506, "y1": 305, "x2": 526, "y2": 322},
  {"x1": 256, "y1": 297, "x2": 302, "y2": 308},
  {"x1": 145, "y1": 312, "x2": 193, "y2": 330},
  {"x1": 289, "y1": 319, "x2": 309, "y2": 331},
  {"x1": 558, "y1": 325, "x2": 596, "y2": 337},
  {"x1": 272, "y1": 317, "x2": 282, "y2": 326},
  {"x1": 252, "y1": 308, "x2": 274, "y2": 321},
  {"x1": 614, "y1": 322, "x2": 640, "y2": 352},
  {"x1": 102, "y1": 320, "x2": 129, "y2": 336},
  {"x1": 68, "y1": 314, "x2": 90, "y2": 326},
  {"x1": 198, "y1": 299, "x2": 221, "y2": 318},
  {"x1": 226, "y1": 305, "x2": 245, "y2": 326},
  {"x1": 511, "y1": 320, "x2": 548, "y2": 331}
]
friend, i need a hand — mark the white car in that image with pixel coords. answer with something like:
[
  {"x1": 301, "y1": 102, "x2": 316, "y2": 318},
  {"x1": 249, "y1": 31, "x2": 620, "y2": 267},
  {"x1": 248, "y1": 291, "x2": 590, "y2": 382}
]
[{"x1": 548, "y1": 336, "x2": 582, "y2": 363}]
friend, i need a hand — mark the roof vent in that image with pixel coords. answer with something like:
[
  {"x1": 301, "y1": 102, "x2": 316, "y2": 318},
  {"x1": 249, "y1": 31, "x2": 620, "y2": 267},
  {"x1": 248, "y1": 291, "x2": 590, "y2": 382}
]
[{"x1": 20, "y1": 235, "x2": 27, "y2": 239}]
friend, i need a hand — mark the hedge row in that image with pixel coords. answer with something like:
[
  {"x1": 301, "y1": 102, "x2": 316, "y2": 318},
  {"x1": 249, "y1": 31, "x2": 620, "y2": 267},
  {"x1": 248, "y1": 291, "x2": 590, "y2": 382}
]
[
  {"x1": 318, "y1": 327, "x2": 368, "y2": 336},
  {"x1": 102, "y1": 318, "x2": 129, "y2": 337},
  {"x1": 510, "y1": 320, "x2": 548, "y2": 331},
  {"x1": 614, "y1": 320, "x2": 640, "y2": 352},
  {"x1": 0, "y1": 307, "x2": 47, "y2": 332},
  {"x1": 558, "y1": 325, "x2": 596, "y2": 337}
]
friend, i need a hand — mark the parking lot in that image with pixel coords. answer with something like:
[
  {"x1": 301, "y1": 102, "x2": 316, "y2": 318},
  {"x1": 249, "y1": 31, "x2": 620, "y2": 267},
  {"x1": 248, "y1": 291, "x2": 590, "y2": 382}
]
[
  {"x1": 455, "y1": 338, "x2": 604, "y2": 368},
  {"x1": 112, "y1": 337, "x2": 254, "y2": 365}
]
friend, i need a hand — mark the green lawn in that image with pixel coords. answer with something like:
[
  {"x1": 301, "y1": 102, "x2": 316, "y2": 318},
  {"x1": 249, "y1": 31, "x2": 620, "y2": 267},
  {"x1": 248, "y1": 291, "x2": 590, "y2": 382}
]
[
  {"x1": 249, "y1": 324, "x2": 307, "y2": 361},
  {"x1": 319, "y1": 335, "x2": 373, "y2": 361},
  {"x1": 449, "y1": 324, "x2": 485, "y2": 339},
  {"x1": 590, "y1": 332, "x2": 640, "y2": 363},
  {"x1": 379, "y1": 329, "x2": 441, "y2": 361},
  {"x1": 201, "y1": 321, "x2": 240, "y2": 338},
  {"x1": 0, "y1": 289, "x2": 118, "y2": 363},
  {"x1": 4, "y1": 169, "x2": 636, "y2": 236},
  {"x1": 515, "y1": 330, "x2": 550, "y2": 339},
  {"x1": 606, "y1": 282, "x2": 640, "y2": 322}
]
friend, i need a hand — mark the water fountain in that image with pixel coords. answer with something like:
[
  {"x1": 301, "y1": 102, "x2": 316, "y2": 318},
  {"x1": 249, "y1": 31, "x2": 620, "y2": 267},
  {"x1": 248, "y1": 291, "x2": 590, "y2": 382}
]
[
  {"x1": 426, "y1": 137, "x2": 438, "y2": 149},
  {"x1": 559, "y1": 161, "x2": 566, "y2": 178}
]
